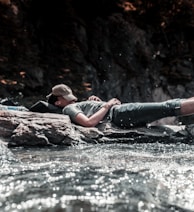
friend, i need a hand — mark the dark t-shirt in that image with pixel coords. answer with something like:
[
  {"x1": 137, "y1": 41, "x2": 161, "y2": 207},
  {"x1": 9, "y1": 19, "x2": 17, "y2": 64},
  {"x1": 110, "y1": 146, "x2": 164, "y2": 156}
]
[{"x1": 62, "y1": 101, "x2": 113, "y2": 122}]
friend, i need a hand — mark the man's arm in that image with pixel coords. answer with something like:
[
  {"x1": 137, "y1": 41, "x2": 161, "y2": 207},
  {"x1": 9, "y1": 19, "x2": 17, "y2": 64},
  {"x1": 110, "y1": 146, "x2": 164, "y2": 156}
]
[{"x1": 74, "y1": 98, "x2": 121, "y2": 127}]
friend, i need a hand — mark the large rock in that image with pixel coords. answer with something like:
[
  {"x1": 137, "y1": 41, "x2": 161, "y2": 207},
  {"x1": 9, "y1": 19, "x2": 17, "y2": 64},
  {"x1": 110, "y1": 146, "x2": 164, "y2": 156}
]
[{"x1": 0, "y1": 110, "x2": 193, "y2": 147}]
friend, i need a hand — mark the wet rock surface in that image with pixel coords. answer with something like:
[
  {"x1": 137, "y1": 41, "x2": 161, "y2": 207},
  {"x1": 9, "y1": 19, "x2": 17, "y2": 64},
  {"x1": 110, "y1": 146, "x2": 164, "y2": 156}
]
[{"x1": 0, "y1": 110, "x2": 193, "y2": 147}]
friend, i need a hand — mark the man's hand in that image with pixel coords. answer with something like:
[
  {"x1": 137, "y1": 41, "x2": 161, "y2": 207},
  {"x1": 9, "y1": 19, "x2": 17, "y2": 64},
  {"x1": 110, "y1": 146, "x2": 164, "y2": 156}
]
[
  {"x1": 104, "y1": 98, "x2": 121, "y2": 109},
  {"x1": 88, "y1": 95, "x2": 102, "y2": 101}
]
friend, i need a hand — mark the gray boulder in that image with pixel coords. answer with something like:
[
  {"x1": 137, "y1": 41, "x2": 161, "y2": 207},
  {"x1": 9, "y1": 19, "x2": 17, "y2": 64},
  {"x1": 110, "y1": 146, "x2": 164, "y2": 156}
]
[{"x1": 0, "y1": 110, "x2": 193, "y2": 147}]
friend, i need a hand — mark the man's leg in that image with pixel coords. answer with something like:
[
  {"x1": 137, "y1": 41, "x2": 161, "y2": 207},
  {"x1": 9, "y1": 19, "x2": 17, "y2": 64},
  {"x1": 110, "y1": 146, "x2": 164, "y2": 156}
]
[{"x1": 112, "y1": 99, "x2": 181, "y2": 128}]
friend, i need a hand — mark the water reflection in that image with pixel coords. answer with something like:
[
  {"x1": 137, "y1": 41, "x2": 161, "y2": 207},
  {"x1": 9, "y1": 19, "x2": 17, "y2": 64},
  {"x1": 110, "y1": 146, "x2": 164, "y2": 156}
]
[{"x1": 1, "y1": 143, "x2": 194, "y2": 211}]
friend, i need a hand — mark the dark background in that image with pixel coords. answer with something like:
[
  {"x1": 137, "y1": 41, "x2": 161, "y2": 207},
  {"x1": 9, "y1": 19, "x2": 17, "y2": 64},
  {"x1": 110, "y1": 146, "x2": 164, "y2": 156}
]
[{"x1": 0, "y1": 0, "x2": 194, "y2": 107}]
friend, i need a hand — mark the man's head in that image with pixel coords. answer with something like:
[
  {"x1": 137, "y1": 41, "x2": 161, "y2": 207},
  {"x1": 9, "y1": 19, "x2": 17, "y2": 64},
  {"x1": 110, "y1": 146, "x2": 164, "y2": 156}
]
[{"x1": 47, "y1": 84, "x2": 77, "y2": 107}]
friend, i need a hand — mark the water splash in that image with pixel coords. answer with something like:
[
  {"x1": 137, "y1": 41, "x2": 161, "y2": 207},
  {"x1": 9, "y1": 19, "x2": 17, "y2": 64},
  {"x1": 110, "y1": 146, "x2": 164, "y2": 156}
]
[{"x1": 1, "y1": 143, "x2": 194, "y2": 211}]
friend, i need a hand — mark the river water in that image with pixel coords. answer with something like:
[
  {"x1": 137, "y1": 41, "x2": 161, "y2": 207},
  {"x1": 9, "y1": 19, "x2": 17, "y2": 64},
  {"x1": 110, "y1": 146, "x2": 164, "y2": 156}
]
[{"x1": 1, "y1": 141, "x2": 194, "y2": 212}]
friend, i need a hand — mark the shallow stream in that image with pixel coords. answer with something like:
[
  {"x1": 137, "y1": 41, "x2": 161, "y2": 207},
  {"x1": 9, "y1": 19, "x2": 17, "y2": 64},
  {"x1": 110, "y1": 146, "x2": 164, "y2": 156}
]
[{"x1": 1, "y1": 141, "x2": 194, "y2": 212}]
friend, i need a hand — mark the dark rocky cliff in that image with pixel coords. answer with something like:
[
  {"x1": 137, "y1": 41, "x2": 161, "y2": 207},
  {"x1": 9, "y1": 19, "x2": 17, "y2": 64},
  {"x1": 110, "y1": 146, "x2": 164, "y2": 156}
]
[{"x1": 0, "y1": 0, "x2": 194, "y2": 107}]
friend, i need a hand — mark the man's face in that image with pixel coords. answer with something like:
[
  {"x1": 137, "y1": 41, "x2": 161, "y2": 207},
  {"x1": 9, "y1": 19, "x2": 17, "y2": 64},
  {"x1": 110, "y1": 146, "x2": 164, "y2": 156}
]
[{"x1": 56, "y1": 96, "x2": 76, "y2": 107}]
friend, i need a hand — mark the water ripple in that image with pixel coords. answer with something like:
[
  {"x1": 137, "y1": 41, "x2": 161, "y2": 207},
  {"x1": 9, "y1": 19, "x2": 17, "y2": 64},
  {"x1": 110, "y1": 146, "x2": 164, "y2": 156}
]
[{"x1": 1, "y1": 143, "x2": 194, "y2": 211}]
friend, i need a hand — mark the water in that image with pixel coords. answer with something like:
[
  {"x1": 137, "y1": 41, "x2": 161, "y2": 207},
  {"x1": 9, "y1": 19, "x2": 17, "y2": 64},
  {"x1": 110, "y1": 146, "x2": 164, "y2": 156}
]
[{"x1": 1, "y1": 141, "x2": 194, "y2": 212}]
